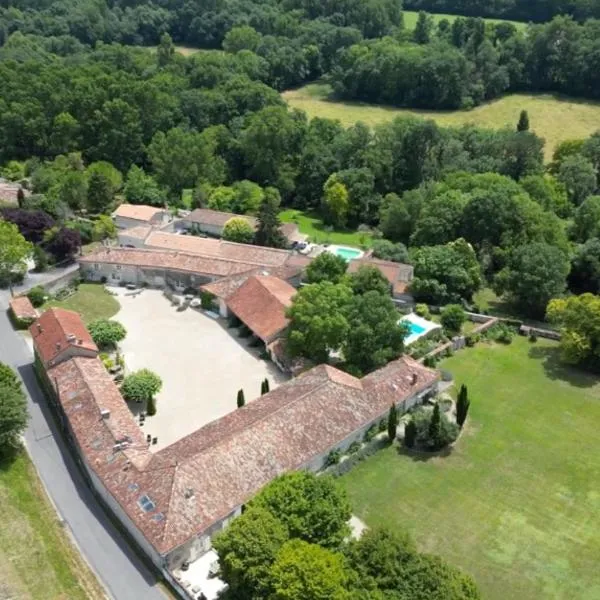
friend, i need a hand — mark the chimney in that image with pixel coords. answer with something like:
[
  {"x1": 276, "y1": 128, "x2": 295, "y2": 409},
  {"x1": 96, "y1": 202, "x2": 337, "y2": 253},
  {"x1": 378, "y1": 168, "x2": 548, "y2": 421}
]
[
  {"x1": 55, "y1": 342, "x2": 61, "y2": 350},
  {"x1": 100, "y1": 408, "x2": 110, "y2": 419},
  {"x1": 67, "y1": 333, "x2": 76, "y2": 342},
  {"x1": 37, "y1": 323, "x2": 42, "y2": 333}
]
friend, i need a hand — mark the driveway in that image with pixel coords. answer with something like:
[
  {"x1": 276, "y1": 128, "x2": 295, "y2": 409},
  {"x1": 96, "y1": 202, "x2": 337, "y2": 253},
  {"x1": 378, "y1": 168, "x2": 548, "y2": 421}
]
[
  {"x1": 0, "y1": 290, "x2": 166, "y2": 600},
  {"x1": 113, "y1": 289, "x2": 288, "y2": 450}
]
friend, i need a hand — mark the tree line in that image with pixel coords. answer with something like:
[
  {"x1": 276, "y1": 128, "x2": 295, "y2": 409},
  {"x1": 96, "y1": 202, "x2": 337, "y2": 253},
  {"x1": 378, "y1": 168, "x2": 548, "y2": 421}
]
[
  {"x1": 403, "y1": 0, "x2": 600, "y2": 22},
  {"x1": 331, "y1": 15, "x2": 600, "y2": 109}
]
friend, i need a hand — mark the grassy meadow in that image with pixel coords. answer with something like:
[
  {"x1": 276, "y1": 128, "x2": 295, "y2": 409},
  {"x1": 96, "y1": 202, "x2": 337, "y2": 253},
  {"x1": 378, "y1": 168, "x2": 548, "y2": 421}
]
[
  {"x1": 340, "y1": 337, "x2": 600, "y2": 600},
  {"x1": 283, "y1": 83, "x2": 600, "y2": 160},
  {"x1": 402, "y1": 10, "x2": 527, "y2": 31},
  {"x1": 0, "y1": 453, "x2": 105, "y2": 600},
  {"x1": 42, "y1": 283, "x2": 120, "y2": 324}
]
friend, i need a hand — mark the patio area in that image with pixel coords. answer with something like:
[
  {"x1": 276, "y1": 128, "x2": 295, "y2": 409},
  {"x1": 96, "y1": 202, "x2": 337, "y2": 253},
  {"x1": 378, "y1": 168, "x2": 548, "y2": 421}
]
[{"x1": 112, "y1": 288, "x2": 288, "y2": 450}]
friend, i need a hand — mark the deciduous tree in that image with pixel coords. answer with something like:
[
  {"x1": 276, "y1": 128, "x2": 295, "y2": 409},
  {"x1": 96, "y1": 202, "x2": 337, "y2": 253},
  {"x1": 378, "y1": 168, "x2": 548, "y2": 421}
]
[
  {"x1": 222, "y1": 217, "x2": 255, "y2": 244},
  {"x1": 121, "y1": 369, "x2": 162, "y2": 403},
  {"x1": 88, "y1": 319, "x2": 127, "y2": 348},
  {"x1": 0, "y1": 362, "x2": 28, "y2": 453},
  {"x1": 0, "y1": 221, "x2": 32, "y2": 292},
  {"x1": 305, "y1": 252, "x2": 348, "y2": 284}
]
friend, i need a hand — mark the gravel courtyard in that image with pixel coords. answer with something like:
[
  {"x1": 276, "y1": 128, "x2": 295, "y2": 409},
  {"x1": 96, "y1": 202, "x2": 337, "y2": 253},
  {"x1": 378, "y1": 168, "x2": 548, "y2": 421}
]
[{"x1": 113, "y1": 288, "x2": 287, "y2": 450}]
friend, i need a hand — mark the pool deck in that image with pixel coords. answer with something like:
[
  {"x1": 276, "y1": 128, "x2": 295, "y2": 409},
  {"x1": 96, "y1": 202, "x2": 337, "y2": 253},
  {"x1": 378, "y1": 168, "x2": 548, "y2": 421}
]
[{"x1": 399, "y1": 313, "x2": 441, "y2": 345}]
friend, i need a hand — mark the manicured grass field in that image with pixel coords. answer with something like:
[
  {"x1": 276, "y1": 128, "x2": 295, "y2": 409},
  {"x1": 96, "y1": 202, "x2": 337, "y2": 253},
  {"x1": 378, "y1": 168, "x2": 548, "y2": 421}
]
[
  {"x1": 402, "y1": 10, "x2": 527, "y2": 31},
  {"x1": 283, "y1": 83, "x2": 600, "y2": 160},
  {"x1": 340, "y1": 337, "x2": 600, "y2": 600},
  {"x1": 43, "y1": 283, "x2": 120, "y2": 323},
  {"x1": 0, "y1": 453, "x2": 105, "y2": 599},
  {"x1": 279, "y1": 209, "x2": 372, "y2": 247}
]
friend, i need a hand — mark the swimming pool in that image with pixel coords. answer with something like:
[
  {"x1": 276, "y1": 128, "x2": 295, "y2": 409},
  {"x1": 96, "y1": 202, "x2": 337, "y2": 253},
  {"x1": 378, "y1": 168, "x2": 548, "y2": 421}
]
[
  {"x1": 327, "y1": 245, "x2": 364, "y2": 261},
  {"x1": 399, "y1": 313, "x2": 441, "y2": 345}
]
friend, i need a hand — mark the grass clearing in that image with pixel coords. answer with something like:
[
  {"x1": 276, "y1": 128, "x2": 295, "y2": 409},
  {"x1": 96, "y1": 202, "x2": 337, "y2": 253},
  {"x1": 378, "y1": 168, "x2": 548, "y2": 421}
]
[
  {"x1": 279, "y1": 209, "x2": 372, "y2": 247},
  {"x1": 283, "y1": 83, "x2": 600, "y2": 160},
  {"x1": 0, "y1": 452, "x2": 105, "y2": 600},
  {"x1": 340, "y1": 337, "x2": 600, "y2": 600},
  {"x1": 402, "y1": 10, "x2": 527, "y2": 31},
  {"x1": 42, "y1": 283, "x2": 120, "y2": 324}
]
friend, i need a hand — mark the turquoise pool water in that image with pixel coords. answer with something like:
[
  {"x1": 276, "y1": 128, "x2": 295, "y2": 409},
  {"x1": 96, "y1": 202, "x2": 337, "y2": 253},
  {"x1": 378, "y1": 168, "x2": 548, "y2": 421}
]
[
  {"x1": 407, "y1": 322, "x2": 426, "y2": 336},
  {"x1": 334, "y1": 247, "x2": 362, "y2": 261}
]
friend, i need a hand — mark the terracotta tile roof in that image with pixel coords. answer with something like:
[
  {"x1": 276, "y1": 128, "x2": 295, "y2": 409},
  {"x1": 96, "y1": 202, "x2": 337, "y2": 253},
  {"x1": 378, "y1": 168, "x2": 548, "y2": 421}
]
[
  {"x1": 80, "y1": 248, "x2": 260, "y2": 278},
  {"x1": 187, "y1": 208, "x2": 257, "y2": 229},
  {"x1": 226, "y1": 276, "x2": 296, "y2": 341},
  {"x1": 118, "y1": 225, "x2": 152, "y2": 241},
  {"x1": 10, "y1": 296, "x2": 37, "y2": 321},
  {"x1": 30, "y1": 308, "x2": 97, "y2": 365},
  {"x1": 348, "y1": 257, "x2": 413, "y2": 284},
  {"x1": 114, "y1": 204, "x2": 165, "y2": 222},
  {"x1": 200, "y1": 265, "x2": 302, "y2": 300},
  {"x1": 145, "y1": 232, "x2": 294, "y2": 267},
  {"x1": 36, "y1": 312, "x2": 438, "y2": 558}
]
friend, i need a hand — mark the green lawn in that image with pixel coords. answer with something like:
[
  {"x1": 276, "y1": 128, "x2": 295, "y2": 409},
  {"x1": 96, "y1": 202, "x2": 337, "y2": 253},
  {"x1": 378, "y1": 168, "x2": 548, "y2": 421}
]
[
  {"x1": 43, "y1": 283, "x2": 120, "y2": 324},
  {"x1": 340, "y1": 337, "x2": 600, "y2": 600},
  {"x1": 0, "y1": 453, "x2": 105, "y2": 599},
  {"x1": 282, "y1": 84, "x2": 600, "y2": 161},
  {"x1": 403, "y1": 10, "x2": 527, "y2": 31},
  {"x1": 279, "y1": 209, "x2": 372, "y2": 247}
]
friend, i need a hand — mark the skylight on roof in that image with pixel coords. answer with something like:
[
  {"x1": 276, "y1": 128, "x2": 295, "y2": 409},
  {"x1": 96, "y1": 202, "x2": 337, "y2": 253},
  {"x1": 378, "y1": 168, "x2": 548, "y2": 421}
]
[
  {"x1": 138, "y1": 494, "x2": 156, "y2": 513},
  {"x1": 152, "y1": 512, "x2": 165, "y2": 522}
]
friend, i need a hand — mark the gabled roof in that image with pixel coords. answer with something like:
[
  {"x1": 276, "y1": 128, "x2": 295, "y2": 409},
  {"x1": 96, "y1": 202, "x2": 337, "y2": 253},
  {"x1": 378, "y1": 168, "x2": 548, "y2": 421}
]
[
  {"x1": 30, "y1": 308, "x2": 97, "y2": 364},
  {"x1": 114, "y1": 204, "x2": 165, "y2": 222},
  {"x1": 186, "y1": 208, "x2": 257, "y2": 229},
  {"x1": 347, "y1": 257, "x2": 413, "y2": 284},
  {"x1": 226, "y1": 276, "x2": 296, "y2": 341}
]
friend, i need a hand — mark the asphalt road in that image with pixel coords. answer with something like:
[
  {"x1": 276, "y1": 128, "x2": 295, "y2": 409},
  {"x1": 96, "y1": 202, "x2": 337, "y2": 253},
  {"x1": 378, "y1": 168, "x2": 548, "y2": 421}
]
[{"x1": 0, "y1": 290, "x2": 166, "y2": 600}]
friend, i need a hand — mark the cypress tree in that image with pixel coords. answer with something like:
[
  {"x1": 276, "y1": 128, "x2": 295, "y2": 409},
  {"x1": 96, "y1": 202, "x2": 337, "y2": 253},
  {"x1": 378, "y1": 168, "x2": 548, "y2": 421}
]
[
  {"x1": 263, "y1": 377, "x2": 270, "y2": 393},
  {"x1": 260, "y1": 380, "x2": 265, "y2": 395},
  {"x1": 428, "y1": 403, "x2": 442, "y2": 449},
  {"x1": 404, "y1": 419, "x2": 417, "y2": 448},
  {"x1": 517, "y1": 110, "x2": 530, "y2": 132},
  {"x1": 147, "y1": 396, "x2": 157, "y2": 416},
  {"x1": 237, "y1": 388, "x2": 245, "y2": 408},
  {"x1": 456, "y1": 384, "x2": 470, "y2": 428},
  {"x1": 387, "y1": 404, "x2": 398, "y2": 442}
]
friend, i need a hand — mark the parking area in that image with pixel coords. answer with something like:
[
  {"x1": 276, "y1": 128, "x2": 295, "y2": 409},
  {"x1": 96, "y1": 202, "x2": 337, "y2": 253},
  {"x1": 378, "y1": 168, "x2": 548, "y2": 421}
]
[{"x1": 113, "y1": 288, "x2": 288, "y2": 450}]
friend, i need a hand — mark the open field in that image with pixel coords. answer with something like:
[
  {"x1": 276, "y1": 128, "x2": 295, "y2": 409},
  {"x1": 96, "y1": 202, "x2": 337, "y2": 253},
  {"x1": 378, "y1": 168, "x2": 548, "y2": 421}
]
[
  {"x1": 340, "y1": 337, "x2": 600, "y2": 600},
  {"x1": 283, "y1": 83, "x2": 600, "y2": 160},
  {"x1": 279, "y1": 209, "x2": 372, "y2": 247},
  {"x1": 0, "y1": 452, "x2": 105, "y2": 600},
  {"x1": 43, "y1": 283, "x2": 120, "y2": 323},
  {"x1": 403, "y1": 10, "x2": 527, "y2": 31}
]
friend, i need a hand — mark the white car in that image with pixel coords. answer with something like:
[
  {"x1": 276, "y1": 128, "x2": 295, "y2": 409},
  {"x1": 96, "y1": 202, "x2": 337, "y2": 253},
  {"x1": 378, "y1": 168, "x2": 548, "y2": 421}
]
[{"x1": 190, "y1": 298, "x2": 202, "y2": 308}]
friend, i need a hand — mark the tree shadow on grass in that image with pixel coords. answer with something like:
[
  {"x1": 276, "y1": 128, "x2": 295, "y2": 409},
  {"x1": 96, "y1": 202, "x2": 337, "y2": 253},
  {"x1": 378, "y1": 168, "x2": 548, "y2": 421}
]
[
  {"x1": 0, "y1": 446, "x2": 22, "y2": 473},
  {"x1": 528, "y1": 344, "x2": 598, "y2": 388},
  {"x1": 396, "y1": 444, "x2": 453, "y2": 463}
]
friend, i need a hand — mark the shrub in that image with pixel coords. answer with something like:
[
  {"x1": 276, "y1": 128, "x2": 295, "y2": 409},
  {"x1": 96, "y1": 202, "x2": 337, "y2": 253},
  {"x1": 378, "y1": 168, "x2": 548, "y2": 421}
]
[
  {"x1": 486, "y1": 322, "x2": 515, "y2": 344},
  {"x1": 440, "y1": 304, "x2": 466, "y2": 335},
  {"x1": 414, "y1": 303, "x2": 431, "y2": 319},
  {"x1": 121, "y1": 369, "x2": 162, "y2": 403},
  {"x1": 377, "y1": 418, "x2": 387, "y2": 432},
  {"x1": 200, "y1": 291, "x2": 214, "y2": 310},
  {"x1": 406, "y1": 406, "x2": 459, "y2": 452},
  {"x1": 325, "y1": 449, "x2": 342, "y2": 466},
  {"x1": 465, "y1": 332, "x2": 481, "y2": 347},
  {"x1": 363, "y1": 424, "x2": 379, "y2": 443},
  {"x1": 348, "y1": 441, "x2": 361, "y2": 454},
  {"x1": 88, "y1": 319, "x2": 127, "y2": 348},
  {"x1": 147, "y1": 396, "x2": 157, "y2": 416},
  {"x1": 404, "y1": 419, "x2": 417, "y2": 448},
  {"x1": 26, "y1": 286, "x2": 46, "y2": 307},
  {"x1": 529, "y1": 330, "x2": 538, "y2": 343}
]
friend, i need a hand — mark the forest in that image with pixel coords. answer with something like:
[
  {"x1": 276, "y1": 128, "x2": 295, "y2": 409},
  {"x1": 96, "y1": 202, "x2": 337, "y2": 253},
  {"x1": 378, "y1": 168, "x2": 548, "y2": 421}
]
[{"x1": 1, "y1": 1, "x2": 600, "y2": 333}]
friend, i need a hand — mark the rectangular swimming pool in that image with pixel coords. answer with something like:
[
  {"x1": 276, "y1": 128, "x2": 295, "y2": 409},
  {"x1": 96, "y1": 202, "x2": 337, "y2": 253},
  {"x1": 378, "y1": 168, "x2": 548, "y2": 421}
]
[
  {"x1": 326, "y1": 245, "x2": 364, "y2": 261},
  {"x1": 399, "y1": 313, "x2": 441, "y2": 345}
]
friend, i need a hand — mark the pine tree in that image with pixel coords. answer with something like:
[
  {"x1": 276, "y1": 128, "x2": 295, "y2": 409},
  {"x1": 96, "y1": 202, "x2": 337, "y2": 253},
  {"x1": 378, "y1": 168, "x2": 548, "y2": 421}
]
[
  {"x1": 517, "y1": 110, "x2": 530, "y2": 132},
  {"x1": 428, "y1": 403, "x2": 442, "y2": 449},
  {"x1": 387, "y1": 404, "x2": 398, "y2": 442},
  {"x1": 404, "y1": 419, "x2": 417, "y2": 448},
  {"x1": 456, "y1": 384, "x2": 470, "y2": 428},
  {"x1": 237, "y1": 388, "x2": 245, "y2": 408}
]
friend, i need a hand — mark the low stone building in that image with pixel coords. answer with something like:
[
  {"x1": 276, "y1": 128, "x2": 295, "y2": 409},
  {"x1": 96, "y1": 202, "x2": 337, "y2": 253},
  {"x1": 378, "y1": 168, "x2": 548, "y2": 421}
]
[
  {"x1": 178, "y1": 208, "x2": 304, "y2": 246},
  {"x1": 31, "y1": 307, "x2": 438, "y2": 599},
  {"x1": 9, "y1": 295, "x2": 38, "y2": 327},
  {"x1": 113, "y1": 204, "x2": 170, "y2": 230}
]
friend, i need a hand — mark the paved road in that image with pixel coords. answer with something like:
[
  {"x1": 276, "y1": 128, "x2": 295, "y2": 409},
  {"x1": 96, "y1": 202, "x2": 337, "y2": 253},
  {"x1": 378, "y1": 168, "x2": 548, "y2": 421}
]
[{"x1": 0, "y1": 290, "x2": 166, "y2": 600}]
